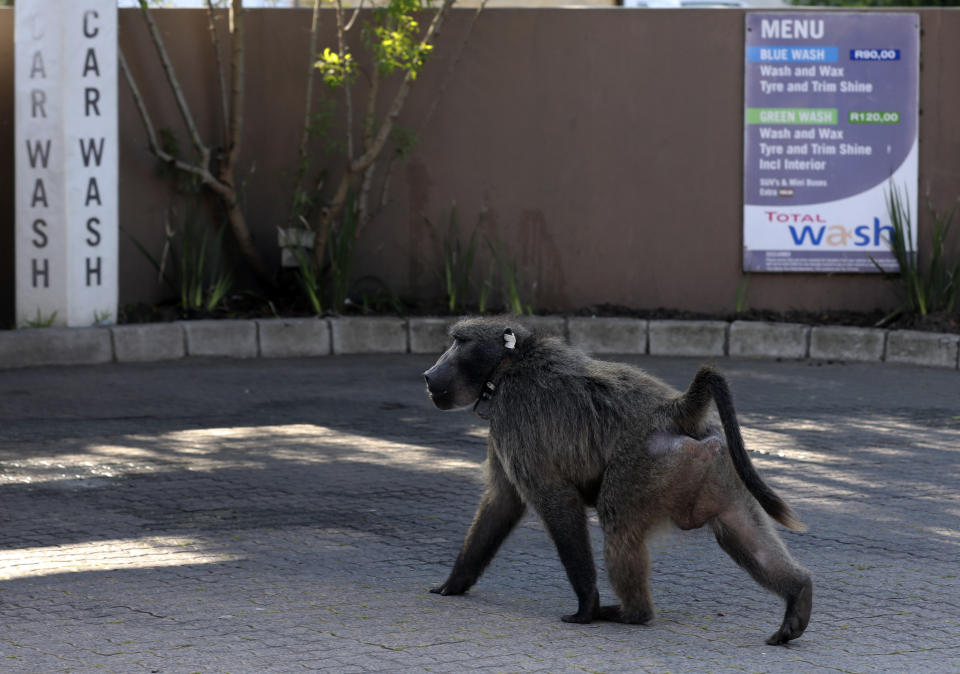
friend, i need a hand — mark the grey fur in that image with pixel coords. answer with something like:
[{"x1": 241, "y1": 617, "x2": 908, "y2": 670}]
[{"x1": 423, "y1": 316, "x2": 812, "y2": 645}]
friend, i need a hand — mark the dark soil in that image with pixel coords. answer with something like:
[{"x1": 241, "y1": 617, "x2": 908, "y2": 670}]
[
  {"x1": 119, "y1": 292, "x2": 960, "y2": 336},
  {"x1": 571, "y1": 304, "x2": 960, "y2": 335}
]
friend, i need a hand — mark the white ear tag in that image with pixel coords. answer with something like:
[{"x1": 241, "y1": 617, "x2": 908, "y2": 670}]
[{"x1": 503, "y1": 329, "x2": 516, "y2": 350}]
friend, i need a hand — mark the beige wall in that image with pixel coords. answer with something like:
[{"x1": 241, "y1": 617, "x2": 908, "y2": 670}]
[{"x1": 2, "y1": 8, "x2": 959, "y2": 324}]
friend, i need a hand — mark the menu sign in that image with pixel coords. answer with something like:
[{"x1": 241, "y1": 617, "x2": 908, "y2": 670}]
[{"x1": 743, "y1": 13, "x2": 919, "y2": 273}]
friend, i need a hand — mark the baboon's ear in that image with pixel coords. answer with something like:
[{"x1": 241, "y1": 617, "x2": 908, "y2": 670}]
[{"x1": 503, "y1": 328, "x2": 516, "y2": 350}]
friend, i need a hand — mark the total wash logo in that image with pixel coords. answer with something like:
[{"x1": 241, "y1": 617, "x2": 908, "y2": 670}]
[{"x1": 764, "y1": 210, "x2": 893, "y2": 247}]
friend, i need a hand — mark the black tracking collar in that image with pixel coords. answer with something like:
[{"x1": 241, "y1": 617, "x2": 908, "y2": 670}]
[{"x1": 472, "y1": 329, "x2": 520, "y2": 420}]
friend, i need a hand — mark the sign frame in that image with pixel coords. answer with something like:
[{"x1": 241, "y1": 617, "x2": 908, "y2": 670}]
[{"x1": 742, "y1": 12, "x2": 920, "y2": 274}]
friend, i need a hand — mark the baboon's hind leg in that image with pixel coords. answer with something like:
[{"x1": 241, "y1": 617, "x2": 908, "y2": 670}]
[
  {"x1": 711, "y1": 500, "x2": 812, "y2": 645},
  {"x1": 598, "y1": 526, "x2": 655, "y2": 624}
]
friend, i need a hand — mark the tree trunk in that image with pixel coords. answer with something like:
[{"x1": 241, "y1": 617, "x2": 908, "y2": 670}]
[{"x1": 125, "y1": 1, "x2": 274, "y2": 288}]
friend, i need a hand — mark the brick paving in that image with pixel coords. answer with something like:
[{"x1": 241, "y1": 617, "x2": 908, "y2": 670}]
[{"x1": 0, "y1": 355, "x2": 957, "y2": 673}]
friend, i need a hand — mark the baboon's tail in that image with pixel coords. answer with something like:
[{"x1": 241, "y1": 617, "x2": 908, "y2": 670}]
[{"x1": 672, "y1": 366, "x2": 806, "y2": 531}]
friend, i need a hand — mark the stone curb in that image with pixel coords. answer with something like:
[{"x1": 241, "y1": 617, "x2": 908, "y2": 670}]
[
  {"x1": 0, "y1": 326, "x2": 113, "y2": 368},
  {"x1": 568, "y1": 317, "x2": 648, "y2": 354},
  {"x1": 408, "y1": 317, "x2": 452, "y2": 355},
  {"x1": 885, "y1": 329, "x2": 960, "y2": 369},
  {"x1": 112, "y1": 323, "x2": 186, "y2": 362},
  {"x1": 0, "y1": 317, "x2": 957, "y2": 371},
  {"x1": 809, "y1": 325, "x2": 887, "y2": 363},
  {"x1": 183, "y1": 319, "x2": 258, "y2": 359},
  {"x1": 258, "y1": 318, "x2": 331, "y2": 358},
  {"x1": 330, "y1": 316, "x2": 407, "y2": 355},
  {"x1": 649, "y1": 320, "x2": 728, "y2": 357},
  {"x1": 729, "y1": 321, "x2": 810, "y2": 360}
]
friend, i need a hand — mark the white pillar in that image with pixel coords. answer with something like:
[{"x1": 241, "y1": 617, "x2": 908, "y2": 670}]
[{"x1": 15, "y1": 0, "x2": 117, "y2": 328}]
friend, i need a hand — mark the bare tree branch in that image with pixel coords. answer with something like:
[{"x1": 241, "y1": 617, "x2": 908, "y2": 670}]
[
  {"x1": 118, "y1": 49, "x2": 161, "y2": 157},
  {"x1": 298, "y1": 0, "x2": 322, "y2": 164},
  {"x1": 136, "y1": 0, "x2": 209, "y2": 168},
  {"x1": 226, "y1": 0, "x2": 245, "y2": 174},
  {"x1": 335, "y1": 0, "x2": 355, "y2": 163},
  {"x1": 357, "y1": 59, "x2": 381, "y2": 228},
  {"x1": 314, "y1": 0, "x2": 455, "y2": 269},
  {"x1": 349, "y1": 0, "x2": 455, "y2": 175},
  {"x1": 363, "y1": 54, "x2": 380, "y2": 151},
  {"x1": 344, "y1": 0, "x2": 364, "y2": 33},
  {"x1": 206, "y1": 0, "x2": 231, "y2": 141},
  {"x1": 121, "y1": 49, "x2": 215, "y2": 184},
  {"x1": 419, "y1": 0, "x2": 488, "y2": 134},
  {"x1": 358, "y1": 160, "x2": 377, "y2": 228},
  {"x1": 123, "y1": 1, "x2": 272, "y2": 287},
  {"x1": 374, "y1": 0, "x2": 488, "y2": 220},
  {"x1": 376, "y1": 150, "x2": 399, "y2": 213},
  {"x1": 289, "y1": 0, "x2": 323, "y2": 227}
]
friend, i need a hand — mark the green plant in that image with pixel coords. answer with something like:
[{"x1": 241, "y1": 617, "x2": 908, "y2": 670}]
[
  {"x1": 329, "y1": 194, "x2": 360, "y2": 312},
  {"x1": 316, "y1": 46, "x2": 356, "y2": 89},
  {"x1": 874, "y1": 183, "x2": 960, "y2": 317},
  {"x1": 477, "y1": 263, "x2": 494, "y2": 315},
  {"x1": 126, "y1": 204, "x2": 233, "y2": 313},
  {"x1": 288, "y1": 102, "x2": 337, "y2": 230},
  {"x1": 390, "y1": 126, "x2": 419, "y2": 160},
  {"x1": 354, "y1": 276, "x2": 404, "y2": 314},
  {"x1": 176, "y1": 221, "x2": 233, "y2": 312},
  {"x1": 924, "y1": 204, "x2": 960, "y2": 312},
  {"x1": 93, "y1": 310, "x2": 113, "y2": 326},
  {"x1": 292, "y1": 241, "x2": 323, "y2": 316},
  {"x1": 488, "y1": 236, "x2": 533, "y2": 316},
  {"x1": 289, "y1": 192, "x2": 361, "y2": 315},
  {"x1": 309, "y1": 0, "x2": 456, "y2": 271},
  {"x1": 370, "y1": 0, "x2": 437, "y2": 79},
  {"x1": 23, "y1": 309, "x2": 58, "y2": 329},
  {"x1": 122, "y1": 1, "x2": 272, "y2": 285},
  {"x1": 789, "y1": 0, "x2": 960, "y2": 6},
  {"x1": 426, "y1": 203, "x2": 482, "y2": 313},
  {"x1": 735, "y1": 275, "x2": 750, "y2": 314}
]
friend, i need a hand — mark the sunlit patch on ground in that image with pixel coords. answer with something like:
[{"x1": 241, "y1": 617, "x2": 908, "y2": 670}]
[
  {"x1": 0, "y1": 537, "x2": 228, "y2": 581},
  {"x1": 0, "y1": 424, "x2": 481, "y2": 487}
]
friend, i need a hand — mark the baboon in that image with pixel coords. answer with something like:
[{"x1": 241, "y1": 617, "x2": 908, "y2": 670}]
[{"x1": 423, "y1": 316, "x2": 812, "y2": 645}]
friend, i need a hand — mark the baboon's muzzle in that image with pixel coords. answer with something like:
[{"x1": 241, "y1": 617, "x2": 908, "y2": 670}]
[{"x1": 423, "y1": 367, "x2": 454, "y2": 409}]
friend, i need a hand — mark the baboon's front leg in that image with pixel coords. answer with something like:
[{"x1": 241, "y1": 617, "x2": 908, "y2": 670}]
[
  {"x1": 535, "y1": 487, "x2": 599, "y2": 624},
  {"x1": 432, "y1": 451, "x2": 525, "y2": 595}
]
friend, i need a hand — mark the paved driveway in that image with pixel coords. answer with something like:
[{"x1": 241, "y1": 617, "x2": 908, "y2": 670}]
[{"x1": 0, "y1": 355, "x2": 957, "y2": 672}]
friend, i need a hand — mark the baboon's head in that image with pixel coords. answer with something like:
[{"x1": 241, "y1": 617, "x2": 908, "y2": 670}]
[{"x1": 423, "y1": 317, "x2": 529, "y2": 411}]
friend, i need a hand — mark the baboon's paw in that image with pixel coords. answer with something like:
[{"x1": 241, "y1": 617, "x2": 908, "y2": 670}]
[
  {"x1": 595, "y1": 604, "x2": 653, "y2": 624},
  {"x1": 561, "y1": 611, "x2": 595, "y2": 624},
  {"x1": 766, "y1": 625, "x2": 800, "y2": 645},
  {"x1": 767, "y1": 578, "x2": 813, "y2": 644},
  {"x1": 595, "y1": 605, "x2": 623, "y2": 621},
  {"x1": 429, "y1": 578, "x2": 470, "y2": 596},
  {"x1": 766, "y1": 601, "x2": 810, "y2": 644}
]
